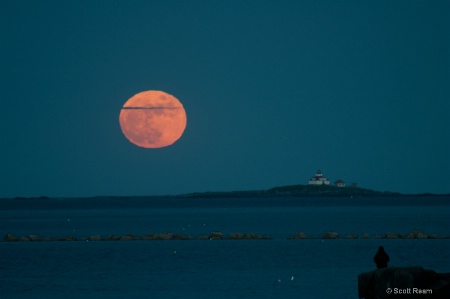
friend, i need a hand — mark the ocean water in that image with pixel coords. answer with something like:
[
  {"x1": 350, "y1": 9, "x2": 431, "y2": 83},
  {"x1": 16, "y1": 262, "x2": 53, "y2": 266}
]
[{"x1": 1, "y1": 196, "x2": 449, "y2": 298}]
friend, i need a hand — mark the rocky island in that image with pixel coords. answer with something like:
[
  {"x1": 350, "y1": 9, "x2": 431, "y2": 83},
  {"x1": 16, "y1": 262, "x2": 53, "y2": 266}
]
[
  {"x1": 175, "y1": 170, "x2": 448, "y2": 198},
  {"x1": 179, "y1": 183, "x2": 445, "y2": 198}
]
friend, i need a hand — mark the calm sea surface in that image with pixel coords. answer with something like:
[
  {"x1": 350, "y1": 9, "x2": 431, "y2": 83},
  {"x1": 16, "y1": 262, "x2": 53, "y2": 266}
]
[{"x1": 1, "y1": 196, "x2": 449, "y2": 298}]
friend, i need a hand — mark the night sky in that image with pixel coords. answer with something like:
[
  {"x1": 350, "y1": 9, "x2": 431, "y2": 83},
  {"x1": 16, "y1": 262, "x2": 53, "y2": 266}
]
[{"x1": 1, "y1": 0, "x2": 449, "y2": 197}]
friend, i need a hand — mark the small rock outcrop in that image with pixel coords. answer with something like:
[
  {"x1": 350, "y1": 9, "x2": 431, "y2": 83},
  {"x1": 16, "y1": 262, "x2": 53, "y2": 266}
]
[
  {"x1": 403, "y1": 231, "x2": 428, "y2": 239},
  {"x1": 4, "y1": 234, "x2": 19, "y2": 242},
  {"x1": 358, "y1": 267, "x2": 450, "y2": 299},
  {"x1": 209, "y1": 231, "x2": 224, "y2": 240},
  {"x1": 61, "y1": 236, "x2": 77, "y2": 241},
  {"x1": 228, "y1": 232, "x2": 271, "y2": 240},
  {"x1": 345, "y1": 233, "x2": 359, "y2": 239},
  {"x1": 322, "y1": 231, "x2": 339, "y2": 239},
  {"x1": 287, "y1": 232, "x2": 307, "y2": 239},
  {"x1": 87, "y1": 235, "x2": 102, "y2": 241},
  {"x1": 386, "y1": 232, "x2": 401, "y2": 239},
  {"x1": 104, "y1": 235, "x2": 121, "y2": 241},
  {"x1": 157, "y1": 233, "x2": 173, "y2": 240},
  {"x1": 28, "y1": 235, "x2": 42, "y2": 241},
  {"x1": 119, "y1": 235, "x2": 136, "y2": 241}
]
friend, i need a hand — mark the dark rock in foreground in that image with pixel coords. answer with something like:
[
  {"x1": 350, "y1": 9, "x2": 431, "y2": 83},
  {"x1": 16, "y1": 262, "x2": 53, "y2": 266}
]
[{"x1": 358, "y1": 266, "x2": 450, "y2": 299}]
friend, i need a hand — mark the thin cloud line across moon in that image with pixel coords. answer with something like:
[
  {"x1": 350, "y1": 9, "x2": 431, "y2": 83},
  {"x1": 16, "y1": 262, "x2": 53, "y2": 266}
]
[
  {"x1": 119, "y1": 90, "x2": 187, "y2": 148},
  {"x1": 122, "y1": 107, "x2": 182, "y2": 110}
]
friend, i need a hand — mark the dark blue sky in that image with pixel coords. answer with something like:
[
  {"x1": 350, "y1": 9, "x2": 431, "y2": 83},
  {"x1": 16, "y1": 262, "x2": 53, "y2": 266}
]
[{"x1": 1, "y1": 0, "x2": 449, "y2": 197}]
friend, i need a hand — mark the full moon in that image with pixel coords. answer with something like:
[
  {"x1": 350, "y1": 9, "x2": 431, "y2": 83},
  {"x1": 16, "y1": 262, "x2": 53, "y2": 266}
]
[{"x1": 119, "y1": 90, "x2": 187, "y2": 148}]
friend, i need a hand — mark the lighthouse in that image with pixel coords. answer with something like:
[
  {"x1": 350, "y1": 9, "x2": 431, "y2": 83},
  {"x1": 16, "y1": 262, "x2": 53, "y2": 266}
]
[{"x1": 308, "y1": 170, "x2": 330, "y2": 185}]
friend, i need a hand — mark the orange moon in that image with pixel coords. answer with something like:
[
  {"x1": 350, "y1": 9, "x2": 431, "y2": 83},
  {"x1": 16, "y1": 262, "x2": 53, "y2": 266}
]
[{"x1": 119, "y1": 90, "x2": 187, "y2": 148}]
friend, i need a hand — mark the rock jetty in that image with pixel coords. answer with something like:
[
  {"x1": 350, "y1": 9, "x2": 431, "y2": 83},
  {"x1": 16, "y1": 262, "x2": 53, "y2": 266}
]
[
  {"x1": 227, "y1": 232, "x2": 271, "y2": 240},
  {"x1": 3, "y1": 230, "x2": 450, "y2": 242},
  {"x1": 358, "y1": 266, "x2": 450, "y2": 299},
  {"x1": 3, "y1": 231, "x2": 272, "y2": 242}
]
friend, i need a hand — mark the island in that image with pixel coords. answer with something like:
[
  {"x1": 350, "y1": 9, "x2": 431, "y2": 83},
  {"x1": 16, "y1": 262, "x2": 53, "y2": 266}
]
[
  {"x1": 178, "y1": 183, "x2": 448, "y2": 198},
  {"x1": 177, "y1": 170, "x2": 448, "y2": 198}
]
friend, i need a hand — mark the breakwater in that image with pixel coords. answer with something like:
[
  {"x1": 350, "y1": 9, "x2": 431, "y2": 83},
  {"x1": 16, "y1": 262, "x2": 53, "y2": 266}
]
[{"x1": 4, "y1": 230, "x2": 450, "y2": 242}]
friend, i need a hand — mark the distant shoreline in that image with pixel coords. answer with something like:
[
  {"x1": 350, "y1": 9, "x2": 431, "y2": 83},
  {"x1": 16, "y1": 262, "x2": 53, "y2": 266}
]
[{"x1": 4, "y1": 184, "x2": 450, "y2": 200}]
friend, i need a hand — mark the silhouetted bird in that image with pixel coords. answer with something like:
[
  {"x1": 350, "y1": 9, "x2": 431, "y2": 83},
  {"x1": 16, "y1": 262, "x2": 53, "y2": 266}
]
[{"x1": 373, "y1": 246, "x2": 390, "y2": 269}]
